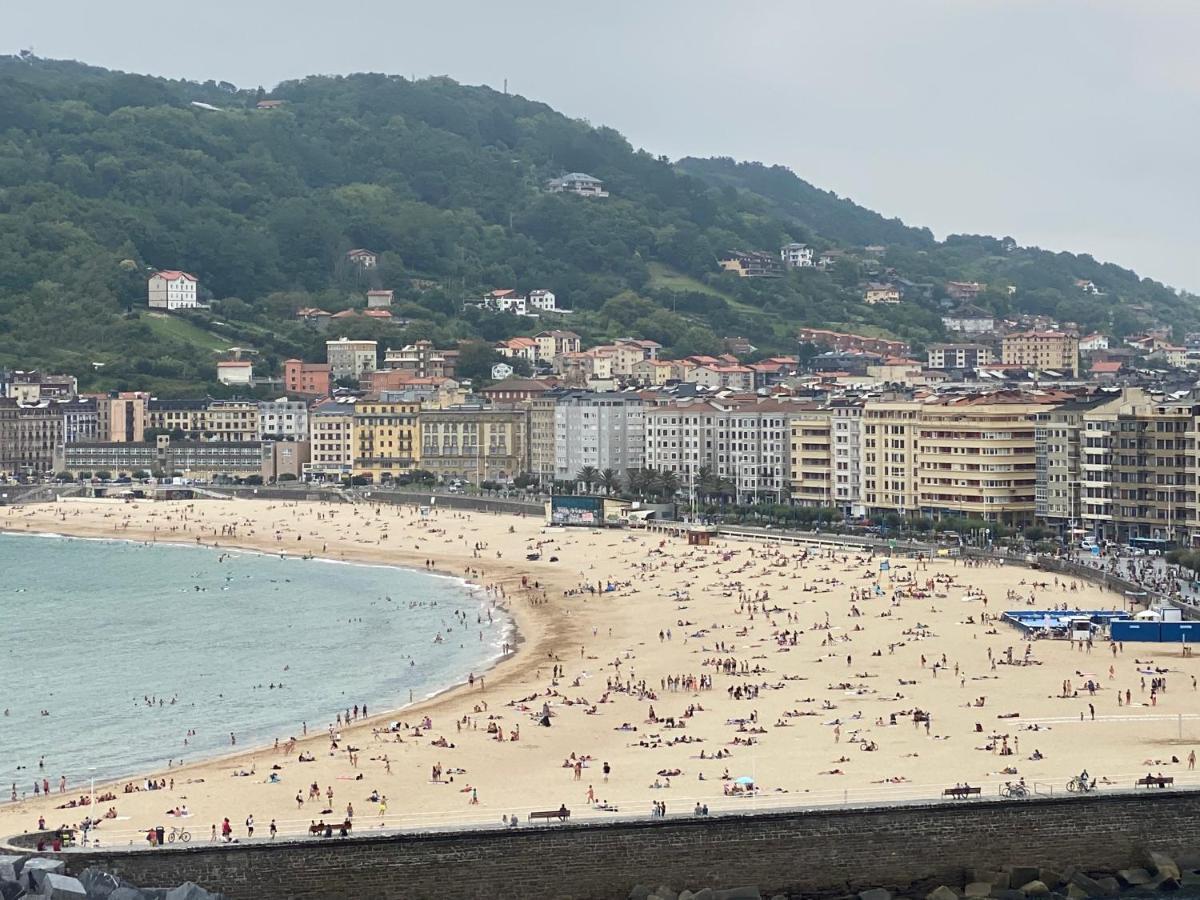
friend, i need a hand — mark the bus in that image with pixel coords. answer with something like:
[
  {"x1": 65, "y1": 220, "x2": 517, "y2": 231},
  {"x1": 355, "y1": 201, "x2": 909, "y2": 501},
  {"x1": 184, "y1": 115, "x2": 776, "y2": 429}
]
[{"x1": 1127, "y1": 537, "x2": 1172, "y2": 555}]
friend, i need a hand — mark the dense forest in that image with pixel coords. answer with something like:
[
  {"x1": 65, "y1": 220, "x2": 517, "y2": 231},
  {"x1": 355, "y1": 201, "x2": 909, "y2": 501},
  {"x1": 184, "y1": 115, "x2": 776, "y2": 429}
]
[{"x1": 0, "y1": 56, "x2": 1194, "y2": 394}]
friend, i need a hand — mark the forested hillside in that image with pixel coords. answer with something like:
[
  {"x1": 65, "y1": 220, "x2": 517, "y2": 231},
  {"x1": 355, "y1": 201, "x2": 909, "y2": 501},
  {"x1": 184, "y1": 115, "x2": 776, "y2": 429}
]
[{"x1": 0, "y1": 56, "x2": 1193, "y2": 394}]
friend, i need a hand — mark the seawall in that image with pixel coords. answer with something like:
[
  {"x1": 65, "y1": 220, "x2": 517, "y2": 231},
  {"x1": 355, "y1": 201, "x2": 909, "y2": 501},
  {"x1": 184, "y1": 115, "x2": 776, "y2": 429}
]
[{"x1": 14, "y1": 790, "x2": 1200, "y2": 899}]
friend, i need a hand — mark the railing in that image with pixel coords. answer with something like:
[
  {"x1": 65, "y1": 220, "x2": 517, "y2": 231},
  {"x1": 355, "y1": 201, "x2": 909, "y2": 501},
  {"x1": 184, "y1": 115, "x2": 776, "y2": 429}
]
[{"x1": 39, "y1": 767, "x2": 1200, "y2": 852}]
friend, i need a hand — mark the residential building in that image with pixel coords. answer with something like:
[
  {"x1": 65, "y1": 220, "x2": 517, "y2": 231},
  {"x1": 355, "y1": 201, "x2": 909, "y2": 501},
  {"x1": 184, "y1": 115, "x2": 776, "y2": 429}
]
[
  {"x1": 1079, "y1": 334, "x2": 1109, "y2": 352},
  {"x1": 3, "y1": 371, "x2": 77, "y2": 403},
  {"x1": 352, "y1": 395, "x2": 420, "y2": 480},
  {"x1": 644, "y1": 398, "x2": 794, "y2": 503},
  {"x1": 366, "y1": 289, "x2": 394, "y2": 308},
  {"x1": 941, "y1": 305, "x2": 995, "y2": 335},
  {"x1": 546, "y1": 173, "x2": 608, "y2": 198},
  {"x1": 465, "y1": 289, "x2": 527, "y2": 315},
  {"x1": 718, "y1": 251, "x2": 783, "y2": 278},
  {"x1": 147, "y1": 270, "x2": 199, "y2": 310},
  {"x1": 926, "y1": 343, "x2": 995, "y2": 370},
  {"x1": 553, "y1": 392, "x2": 645, "y2": 485},
  {"x1": 146, "y1": 399, "x2": 208, "y2": 437},
  {"x1": 258, "y1": 399, "x2": 309, "y2": 441},
  {"x1": 478, "y1": 377, "x2": 551, "y2": 403},
  {"x1": 946, "y1": 281, "x2": 985, "y2": 301},
  {"x1": 206, "y1": 400, "x2": 260, "y2": 442},
  {"x1": 797, "y1": 329, "x2": 908, "y2": 357},
  {"x1": 528, "y1": 290, "x2": 563, "y2": 313},
  {"x1": 61, "y1": 398, "x2": 98, "y2": 444},
  {"x1": 305, "y1": 400, "x2": 355, "y2": 480},
  {"x1": 419, "y1": 407, "x2": 530, "y2": 483},
  {"x1": 780, "y1": 242, "x2": 814, "y2": 269},
  {"x1": 346, "y1": 248, "x2": 377, "y2": 268},
  {"x1": 632, "y1": 359, "x2": 682, "y2": 387},
  {"x1": 296, "y1": 308, "x2": 332, "y2": 331},
  {"x1": 534, "y1": 330, "x2": 582, "y2": 360},
  {"x1": 1034, "y1": 397, "x2": 1109, "y2": 537},
  {"x1": 97, "y1": 392, "x2": 149, "y2": 443},
  {"x1": 495, "y1": 337, "x2": 539, "y2": 363},
  {"x1": 383, "y1": 341, "x2": 451, "y2": 379},
  {"x1": 829, "y1": 399, "x2": 864, "y2": 516},
  {"x1": 326, "y1": 337, "x2": 378, "y2": 382},
  {"x1": 57, "y1": 436, "x2": 298, "y2": 481},
  {"x1": 685, "y1": 364, "x2": 755, "y2": 393},
  {"x1": 860, "y1": 396, "x2": 922, "y2": 518},
  {"x1": 0, "y1": 399, "x2": 65, "y2": 474},
  {"x1": 790, "y1": 407, "x2": 833, "y2": 508},
  {"x1": 1002, "y1": 331, "x2": 1080, "y2": 377},
  {"x1": 283, "y1": 359, "x2": 332, "y2": 398},
  {"x1": 614, "y1": 337, "x2": 662, "y2": 362},
  {"x1": 217, "y1": 360, "x2": 254, "y2": 386},
  {"x1": 863, "y1": 283, "x2": 901, "y2": 305},
  {"x1": 527, "y1": 394, "x2": 558, "y2": 485},
  {"x1": 1079, "y1": 389, "x2": 1196, "y2": 545}
]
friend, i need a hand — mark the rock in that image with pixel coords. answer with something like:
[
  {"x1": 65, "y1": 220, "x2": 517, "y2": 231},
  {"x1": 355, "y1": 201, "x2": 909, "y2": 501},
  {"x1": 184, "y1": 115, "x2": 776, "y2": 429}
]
[
  {"x1": 108, "y1": 889, "x2": 151, "y2": 900},
  {"x1": 692, "y1": 891, "x2": 715, "y2": 900},
  {"x1": 1038, "y1": 870, "x2": 1063, "y2": 889},
  {"x1": 989, "y1": 890, "x2": 1024, "y2": 900},
  {"x1": 1094, "y1": 878, "x2": 1120, "y2": 897},
  {"x1": 965, "y1": 884, "x2": 992, "y2": 898},
  {"x1": 713, "y1": 889, "x2": 761, "y2": 900},
  {"x1": 40, "y1": 872, "x2": 88, "y2": 900},
  {"x1": 0, "y1": 857, "x2": 24, "y2": 882},
  {"x1": 653, "y1": 887, "x2": 678, "y2": 900},
  {"x1": 1008, "y1": 868, "x2": 1040, "y2": 891},
  {"x1": 860, "y1": 890, "x2": 893, "y2": 900},
  {"x1": 1067, "y1": 872, "x2": 1108, "y2": 898},
  {"x1": 0, "y1": 879, "x2": 23, "y2": 900},
  {"x1": 971, "y1": 871, "x2": 1006, "y2": 889},
  {"x1": 678, "y1": 893, "x2": 694, "y2": 900},
  {"x1": 1147, "y1": 852, "x2": 1182, "y2": 881},
  {"x1": 630, "y1": 887, "x2": 653, "y2": 900},
  {"x1": 1117, "y1": 869, "x2": 1154, "y2": 887},
  {"x1": 770, "y1": 896, "x2": 788, "y2": 900},
  {"x1": 21, "y1": 858, "x2": 64, "y2": 892},
  {"x1": 926, "y1": 887, "x2": 959, "y2": 900},
  {"x1": 1064, "y1": 886, "x2": 1088, "y2": 900},
  {"x1": 1018, "y1": 882, "x2": 1049, "y2": 897},
  {"x1": 164, "y1": 885, "x2": 219, "y2": 900}
]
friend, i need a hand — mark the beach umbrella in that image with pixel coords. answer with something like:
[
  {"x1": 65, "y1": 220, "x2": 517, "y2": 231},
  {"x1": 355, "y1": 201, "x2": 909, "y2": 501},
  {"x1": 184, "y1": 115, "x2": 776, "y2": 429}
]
[{"x1": 734, "y1": 776, "x2": 755, "y2": 785}]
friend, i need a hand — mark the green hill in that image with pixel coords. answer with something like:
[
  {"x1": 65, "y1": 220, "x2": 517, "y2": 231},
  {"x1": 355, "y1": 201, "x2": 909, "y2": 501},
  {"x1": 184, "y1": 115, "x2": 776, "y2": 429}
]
[{"x1": 0, "y1": 56, "x2": 1194, "y2": 393}]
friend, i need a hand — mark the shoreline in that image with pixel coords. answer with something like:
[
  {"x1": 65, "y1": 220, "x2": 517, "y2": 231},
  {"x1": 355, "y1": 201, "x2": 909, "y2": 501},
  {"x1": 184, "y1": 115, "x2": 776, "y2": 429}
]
[{"x1": 0, "y1": 506, "x2": 574, "y2": 810}]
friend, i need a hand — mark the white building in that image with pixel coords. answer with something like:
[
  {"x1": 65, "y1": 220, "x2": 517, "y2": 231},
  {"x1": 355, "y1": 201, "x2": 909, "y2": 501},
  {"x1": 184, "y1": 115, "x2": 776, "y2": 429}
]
[
  {"x1": 553, "y1": 392, "x2": 644, "y2": 485},
  {"x1": 216, "y1": 360, "x2": 253, "y2": 385},
  {"x1": 258, "y1": 398, "x2": 309, "y2": 441},
  {"x1": 644, "y1": 398, "x2": 793, "y2": 503},
  {"x1": 780, "y1": 243, "x2": 814, "y2": 269},
  {"x1": 366, "y1": 289, "x2": 394, "y2": 308},
  {"x1": 829, "y1": 400, "x2": 864, "y2": 517},
  {"x1": 941, "y1": 304, "x2": 995, "y2": 334},
  {"x1": 346, "y1": 248, "x2": 378, "y2": 268},
  {"x1": 148, "y1": 270, "x2": 199, "y2": 310},
  {"x1": 1079, "y1": 333, "x2": 1110, "y2": 352},
  {"x1": 326, "y1": 337, "x2": 378, "y2": 382},
  {"x1": 546, "y1": 173, "x2": 608, "y2": 198},
  {"x1": 528, "y1": 289, "x2": 563, "y2": 313}
]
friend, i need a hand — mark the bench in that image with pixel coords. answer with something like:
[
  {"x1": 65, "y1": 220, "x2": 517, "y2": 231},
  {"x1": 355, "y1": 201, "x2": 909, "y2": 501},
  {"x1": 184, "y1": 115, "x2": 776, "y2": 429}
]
[
  {"x1": 309, "y1": 819, "x2": 353, "y2": 836},
  {"x1": 529, "y1": 807, "x2": 570, "y2": 823},
  {"x1": 942, "y1": 786, "x2": 982, "y2": 799},
  {"x1": 1136, "y1": 776, "x2": 1174, "y2": 789}
]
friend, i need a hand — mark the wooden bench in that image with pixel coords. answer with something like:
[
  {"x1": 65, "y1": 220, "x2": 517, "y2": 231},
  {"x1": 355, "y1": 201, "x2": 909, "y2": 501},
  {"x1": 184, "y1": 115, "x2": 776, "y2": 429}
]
[
  {"x1": 528, "y1": 807, "x2": 570, "y2": 823},
  {"x1": 942, "y1": 786, "x2": 982, "y2": 799},
  {"x1": 1136, "y1": 776, "x2": 1174, "y2": 789},
  {"x1": 309, "y1": 819, "x2": 353, "y2": 836}
]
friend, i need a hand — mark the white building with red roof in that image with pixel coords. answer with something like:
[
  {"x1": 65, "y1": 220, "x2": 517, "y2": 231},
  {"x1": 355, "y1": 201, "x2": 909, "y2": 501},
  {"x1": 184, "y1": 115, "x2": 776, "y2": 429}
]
[{"x1": 148, "y1": 270, "x2": 199, "y2": 310}]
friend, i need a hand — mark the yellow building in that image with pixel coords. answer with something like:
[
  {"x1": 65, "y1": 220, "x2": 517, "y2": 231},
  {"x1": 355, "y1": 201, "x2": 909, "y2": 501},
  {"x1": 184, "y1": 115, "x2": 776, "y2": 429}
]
[
  {"x1": 418, "y1": 407, "x2": 529, "y2": 484},
  {"x1": 205, "y1": 400, "x2": 260, "y2": 442},
  {"x1": 351, "y1": 395, "x2": 420, "y2": 481},
  {"x1": 860, "y1": 396, "x2": 922, "y2": 516},
  {"x1": 789, "y1": 407, "x2": 834, "y2": 507},
  {"x1": 1001, "y1": 330, "x2": 1080, "y2": 376}
]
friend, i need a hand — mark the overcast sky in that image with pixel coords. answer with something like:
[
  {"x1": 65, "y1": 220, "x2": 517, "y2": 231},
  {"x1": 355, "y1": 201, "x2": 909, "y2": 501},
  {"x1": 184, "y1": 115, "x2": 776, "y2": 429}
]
[{"x1": 8, "y1": 1, "x2": 1199, "y2": 291}]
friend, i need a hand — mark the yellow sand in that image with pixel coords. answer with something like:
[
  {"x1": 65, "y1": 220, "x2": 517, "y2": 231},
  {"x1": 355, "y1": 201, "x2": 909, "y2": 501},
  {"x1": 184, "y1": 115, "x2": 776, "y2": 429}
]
[{"x1": 2, "y1": 497, "x2": 1198, "y2": 848}]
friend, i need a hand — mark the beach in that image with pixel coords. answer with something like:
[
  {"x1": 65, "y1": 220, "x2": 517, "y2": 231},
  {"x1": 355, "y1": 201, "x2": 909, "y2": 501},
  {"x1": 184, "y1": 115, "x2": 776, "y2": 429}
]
[{"x1": 2, "y1": 496, "x2": 1199, "y2": 847}]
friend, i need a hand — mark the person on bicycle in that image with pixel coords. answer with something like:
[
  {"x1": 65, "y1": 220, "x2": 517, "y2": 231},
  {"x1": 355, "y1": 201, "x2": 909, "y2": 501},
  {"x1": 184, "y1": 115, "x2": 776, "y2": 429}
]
[{"x1": 1079, "y1": 769, "x2": 1090, "y2": 788}]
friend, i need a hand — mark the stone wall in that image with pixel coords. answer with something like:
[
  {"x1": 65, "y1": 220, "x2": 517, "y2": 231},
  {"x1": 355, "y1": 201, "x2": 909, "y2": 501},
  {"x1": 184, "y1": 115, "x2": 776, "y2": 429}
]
[{"x1": 29, "y1": 790, "x2": 1200, "y2": 900}]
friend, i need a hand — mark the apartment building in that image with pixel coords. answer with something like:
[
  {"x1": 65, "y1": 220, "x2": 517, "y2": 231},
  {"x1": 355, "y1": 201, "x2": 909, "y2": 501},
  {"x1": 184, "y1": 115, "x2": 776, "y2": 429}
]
[
  {"x1": 0, "y1": 399, "x2": 65, "y2": 474},
  {"x1": 1079, "y1": 389, "x2": 1196, "y2": 544},
  {"x1": 418, "y1": 407, "x2": 529, "y2": 484},
  {"x1": 283, "y1": 359, "x2": 331, "y2": 398},
  {"x1": 382, "y1": 341, "x2": 452, "y2": 379},
  {"x1": 527, "y1": 395, "x2": 558, "y2": 485},
  {"x1": 789, "y1": 407, "x2": 833, "y2": 508},
  {"x1": 1034, "y1": 397, "x2": 1110, "y2": 537},
  {"x1": 305, "y1": 400, "x2": 355, "y2": 480},
  {"x1": 206, "y1": 400, "x2": 260, "y2": 442},
  {"x1": 644, "y1": 398, "x2": 793, "y2": 503},
  {"x1": 553, "y1": 392, "x2": 645, "y2": 485},
  {"x1": 860, "y1": 396, "x2": 922, "y2": 518},
  {"x1": 61, "y1": 398, "x2": 98, "y2": 444},
  {"x1": 927, "y1": 343, "x2": 995, "y2": 370},
  {"x1": 829, "y1": 399, "x2": 865, "y2": 516},
  {"x1": 351, "y1": 395, "x2": 420, "y2": 480},
  {"x1": 258, "y1": 399, "x2": 309, "y2": 441},
  {"x1": 146, "y1": 399, "x2": 208, "y2": 436},
  {"x1": 1002, "y1": 331, "x2": 1080, "y2": 377},
  {"x1": 326, "y1": 337, "x2": 378, "y2": 382}
]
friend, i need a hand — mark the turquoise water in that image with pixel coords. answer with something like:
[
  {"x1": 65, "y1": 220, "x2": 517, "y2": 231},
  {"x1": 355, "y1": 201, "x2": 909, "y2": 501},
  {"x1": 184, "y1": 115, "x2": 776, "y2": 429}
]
[{"x1": 0, "y1": 533, "x2": 509, "y2": 796}]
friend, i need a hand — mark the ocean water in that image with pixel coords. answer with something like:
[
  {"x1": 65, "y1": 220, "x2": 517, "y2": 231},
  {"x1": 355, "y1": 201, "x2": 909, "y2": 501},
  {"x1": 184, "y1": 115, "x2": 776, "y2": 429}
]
[{"x1": 0, "y1": 533, "x2": 509, "y2": 794}]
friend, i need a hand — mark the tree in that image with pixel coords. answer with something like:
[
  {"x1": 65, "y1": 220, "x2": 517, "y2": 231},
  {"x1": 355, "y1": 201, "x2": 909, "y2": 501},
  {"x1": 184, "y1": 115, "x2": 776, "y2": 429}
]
[
  {"x1": 599, "y1": 467, "x2": 621, "y2": 495},
  {"x1": 455, "y1": 341, "x2": 502, "y2": 383},
  {"x1": 576, "y1": 465, "x2": 599, "y2": 494},
  {"x1": 658, "y1": 470, "x2": 680, "y2": 499}
]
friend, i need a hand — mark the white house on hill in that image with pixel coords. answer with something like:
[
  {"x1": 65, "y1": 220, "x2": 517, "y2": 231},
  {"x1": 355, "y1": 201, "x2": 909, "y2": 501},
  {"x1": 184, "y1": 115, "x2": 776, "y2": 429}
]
[{"x1": 148, "y1": 270, "x2": 199, "y2": 310}]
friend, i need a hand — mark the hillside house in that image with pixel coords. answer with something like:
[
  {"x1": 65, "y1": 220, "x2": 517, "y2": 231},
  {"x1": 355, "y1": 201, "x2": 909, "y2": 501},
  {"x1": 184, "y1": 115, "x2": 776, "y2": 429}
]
[
  {"x1": 546, "y1": 173, "x2": 608, "y2": 198},
  {"x1": 780, "y1": 243, "x2": 814, "y2": 269},
  {"x1": 366, "y1": 289, "x2": 394, "y2": 308},
  {"x1": 346, "y1": 248, "x2": 378, "y2": 268},
  {"x1": 718, "y1": 251, "x2": 783, "y2": 278},
  {"x1": 148, "y1": 270, "x2": 199, "y2": 310}
]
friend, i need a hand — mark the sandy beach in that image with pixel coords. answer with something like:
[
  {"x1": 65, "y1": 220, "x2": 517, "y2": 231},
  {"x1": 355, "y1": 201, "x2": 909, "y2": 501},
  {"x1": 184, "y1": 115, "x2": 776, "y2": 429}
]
[{"x1": 3, "y1": 496, "x2": 1200, "y2": 848}]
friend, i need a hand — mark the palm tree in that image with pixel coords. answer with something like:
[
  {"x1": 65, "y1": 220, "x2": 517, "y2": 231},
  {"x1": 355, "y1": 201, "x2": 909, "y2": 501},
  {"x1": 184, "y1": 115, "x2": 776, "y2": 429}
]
[
  {"x1": 576, "y1": 465, "x2": 599, "y2": 494},
  {"x1": 659, "y1": 469, "x2": 681, "y2": 499},
  {"x1": 695, "y1": 464, "x2": 717, "y2": 502},
  {"x1": 626, "y1": 467, "x2": 648, "y2": 498},
  {"x1": 599, "y1": 467, "x2": 622, "y2": 496}
]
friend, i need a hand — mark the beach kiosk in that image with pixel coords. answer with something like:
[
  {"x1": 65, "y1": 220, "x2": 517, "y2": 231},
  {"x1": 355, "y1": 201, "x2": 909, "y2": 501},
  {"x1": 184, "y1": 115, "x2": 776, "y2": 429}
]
[{"x1": 687, "y1": 525, "x2": 717, "y2": 546}]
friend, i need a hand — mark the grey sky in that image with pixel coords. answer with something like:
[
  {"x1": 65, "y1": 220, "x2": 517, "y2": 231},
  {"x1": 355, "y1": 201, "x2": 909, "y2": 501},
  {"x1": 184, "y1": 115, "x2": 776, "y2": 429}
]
[{"x1": 8, "y1": 1, "x2": 1199, "y2": 291}]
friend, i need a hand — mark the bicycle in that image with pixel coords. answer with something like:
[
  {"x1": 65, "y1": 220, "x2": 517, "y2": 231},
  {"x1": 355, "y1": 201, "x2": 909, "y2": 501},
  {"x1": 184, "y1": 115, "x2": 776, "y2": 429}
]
[
  {"x1": 1001, "y1": 782, "x2": 1029, "y2": 799},
  {"x1": 167, "y1": 825, "x2": 191, "y2": 843},
  {"x1": 1066, "y1": 776, "x2": 1096, "y2": 794}
]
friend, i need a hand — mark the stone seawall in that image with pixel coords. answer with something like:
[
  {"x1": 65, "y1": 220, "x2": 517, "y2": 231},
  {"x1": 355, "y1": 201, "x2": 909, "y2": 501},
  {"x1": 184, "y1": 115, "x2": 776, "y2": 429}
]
[{"x1": 21, "y1": 791, "x2": 1200, "y2": 900}]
